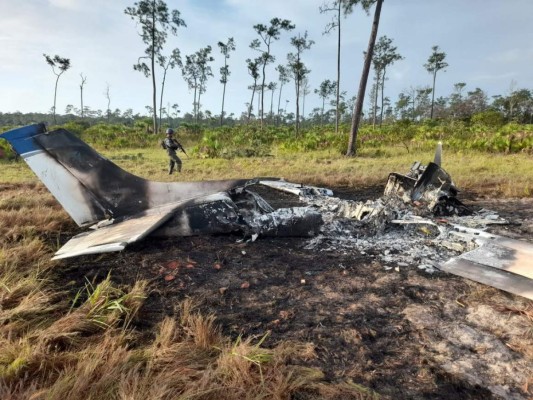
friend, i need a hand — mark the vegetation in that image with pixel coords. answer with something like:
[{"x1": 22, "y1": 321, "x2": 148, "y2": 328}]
[
  {"x1": 43, "y1": 54, "x2": 71, "y2": 124},
  {"x1": 1, "y1": 113, "x2": 532, "y2": 397},
  {"x1": 2, "y1": 119, "x2": 533, "y2": 197},
  {"x1": 424, "y1": 45, "x2": 449, "y2": 119},
  {"x1": 217, "y1": 37, "x2": 236, "y2": 126},
  {"x1": 0, "y1": 177, "x2": 384, "y2": 399},
  {"x1": 3, "y1": 0, "x2": 533, "y2": 397},
  {"x1": 347, "y1": 0, "x2": 383, "y2": 156},
  {"x1": 124, "y1": 0, "x2": 186, "y2": 134}
]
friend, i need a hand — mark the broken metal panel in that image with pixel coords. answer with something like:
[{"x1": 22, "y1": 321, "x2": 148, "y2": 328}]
[
  {"x1": 152, "y1": 193, "x2": 243, "y2": 237},
  {"x1": 383, "y1": 173, "x2": 416, "y2": 201},
  {"x1": 153, "y1": 191, "x2": 324, "y2": 238},
  {"x1": 231, "y1": 190, "x2": 275, "y2": 215},
  {"x1": 458, "y1": 241, "x2": 533, "y2": 280},
  {"x1": 383, "y1": 157, "x2": 468, "y2": 216},
  {"x1": 411, "y1": 162, "x2": 458, "y2": 202},
  {"x1": 439, "y1": 258, "x2": 533, "y2": 301},
  {"x1": 259, "y1": 180, "x2": 334, "y2": 197},
  {"x1": 53, "y1": 200, "x2": 186, "y2": 260},
  {"x1": 245, "y1": 207, "x2": 323, "y2": 237}
]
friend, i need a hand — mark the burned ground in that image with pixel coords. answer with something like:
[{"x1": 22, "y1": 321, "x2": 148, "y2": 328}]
[{"x1": 49, "y1": 186, "x2": 533, "y2": 399}]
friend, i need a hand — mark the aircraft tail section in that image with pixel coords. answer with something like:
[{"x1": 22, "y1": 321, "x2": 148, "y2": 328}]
[
  {"x1": 1, "y1": 124, "x2": 113, "y2": 226},
  {"x1": 0, "y1": 124, "x2": 251, "y2": 227}
]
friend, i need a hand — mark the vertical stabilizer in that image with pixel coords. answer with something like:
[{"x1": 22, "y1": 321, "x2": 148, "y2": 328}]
[{"x1": 0, "y1": 124, "x2": 111, "y2": 226}]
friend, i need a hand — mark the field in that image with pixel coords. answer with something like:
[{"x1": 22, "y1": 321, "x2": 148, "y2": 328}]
[{"x1": 1, "y1": 130, "x2": 533, "y2": 399}]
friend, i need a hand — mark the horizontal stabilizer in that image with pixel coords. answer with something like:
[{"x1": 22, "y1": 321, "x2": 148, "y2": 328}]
[{"x1": 53, "y1": 201, "x2": 185, "y2": 260}]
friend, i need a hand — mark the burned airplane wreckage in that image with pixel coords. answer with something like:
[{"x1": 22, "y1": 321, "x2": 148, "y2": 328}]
[{"x1": 1, "y1": 124, "x2": 532, "y2": 300}]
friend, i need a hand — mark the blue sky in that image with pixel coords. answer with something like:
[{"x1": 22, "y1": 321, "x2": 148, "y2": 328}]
[{"x1": 1, "y1": 0, "x2": 532, "y2": 117}]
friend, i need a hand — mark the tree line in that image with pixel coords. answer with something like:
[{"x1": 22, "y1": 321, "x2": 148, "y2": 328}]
[{"x1": 30, "y1": 0, "x2": 533, "y2": 155}]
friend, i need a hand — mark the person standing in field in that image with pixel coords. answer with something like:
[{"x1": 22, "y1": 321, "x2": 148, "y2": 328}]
[{"x1": 162, "y1": 128, "x2": 185, "y2": 174}]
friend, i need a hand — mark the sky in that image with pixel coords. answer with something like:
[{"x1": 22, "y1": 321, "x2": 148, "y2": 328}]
[{"x1": 1, "y1": 0, "x2": 532, "y2": 118}]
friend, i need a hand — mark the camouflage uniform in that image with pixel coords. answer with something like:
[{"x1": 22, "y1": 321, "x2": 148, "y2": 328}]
[{"x1": 163, "y1": 136, "x2": 183, "y2": 174}]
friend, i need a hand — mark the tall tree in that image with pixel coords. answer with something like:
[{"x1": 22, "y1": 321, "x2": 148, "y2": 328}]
[
  {"x1": 449, "y1": 82, "x2": 467, "y2": 119},
  {"x1": 275, "y1": 64, "x2": 290, "y2": 123},
  {"x1": 370, "y1": 68, "x2": 382, "y2": 127},
  {"x1": 182, "y1": 53, "x2": 200, "y2": 123},
  {"x1": 372, "y1": 36, "x2": 402, "y2": 126},
  {"x1": 159, "y1": 48, "x2": 181, "y2": 129},
  {"x1": 301, "y1": 77, "x2": 311, "y2": 125},
  {"x1": 43, "y1": 54, "x2": 71, "y2": 124},
  {"x1": 182, "y1": 47, "x2": 214, "y2": 124},
  {"x1": 346, "y1": 0, "x2": 383, "y2": 156},
  {"x1": 125, "y1": 0, "x2": 186, "y2": 133},
  {"x1": 104, "y1": 83, "x2": 111, "y2": 121},
  {"x1": 287, "y1": 31, "x2": 314, "y2": 135},
  {"x1": 267, "y1": 82, "x2": 277, "y2": 120},
  {"x1": 246, "y1": 57, "x2": 261, "y2": 121},
  {"x1": 250, "y1": 18, "x2": 295, "y2": 129},
  {"x1": 79, "y1": 73, "x2": 87, "y2": 119},
  {"x1": 218, "y1": 37, "x2": 236, "y2": 126},
  {"x1": 319, "y1": 0, "x2": 346, "y2": 134},
  {"x1": 196, "y1": 46, "x2": 214, "y2": 124},
  {"x1": 394, "y1": 92, "x2": 411, "y2": 120},
  {"x1": 315, "y1": 79, "x2": 337, "y2": 124},
  {"x1": 424, "y1": 45, "x2": 448, "y2": 119}
]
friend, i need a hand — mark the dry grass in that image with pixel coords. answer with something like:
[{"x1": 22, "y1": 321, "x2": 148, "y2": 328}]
[
  {"x1": 0, "y1": 185, "x2": 375, "y2": 399},
  {"x1": 1, "y1": 144, "x2": 529, "y2": 398},
  {"x1": 3, "y1": 145, "x2": 533, "y2": 197}
]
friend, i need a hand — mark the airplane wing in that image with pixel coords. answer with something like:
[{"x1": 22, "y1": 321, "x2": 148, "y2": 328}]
[{"x1": 52, "y1": 201, "x2": 185, "y2": 260}]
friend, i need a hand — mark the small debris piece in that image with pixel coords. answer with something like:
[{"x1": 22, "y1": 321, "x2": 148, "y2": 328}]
[
  {"x1": 240, "y1": 281, "x2": 250, "y2": 289},
  {"x1": 186, "y1": 263, "x2": 195, "y2": 269},
  {"x1": 214, "y1": 263, "x2": 222, "y2": 270},
  {"x1": 167, "y1": 261, "x2": 179, "y2": 270},
  {"x1": 219, "y1": 287, "x2": 228, "y2": 294},
  {"x1": 241, "y1": 250, "x2": 247, "y2": 255},
  {"x1": 251, "y1": 233, "x2": 259, "y2": 242},
  {"x1": 164, "y1": 274, "x2": 175, "y2": 281},
  {"x1": 300, "y1": 279, "x2": 306, "y2": 284},
  {"x1": 186, "y1": 258, "x2": 197, "y2": 265}
]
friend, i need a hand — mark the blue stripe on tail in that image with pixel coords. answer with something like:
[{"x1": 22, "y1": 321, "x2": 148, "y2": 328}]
[{"x1": 0, "y1": 124, "x2": 47, "y2": 155}]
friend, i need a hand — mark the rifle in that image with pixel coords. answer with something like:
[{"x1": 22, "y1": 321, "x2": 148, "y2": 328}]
[{"x1": 179, "y1": 144, "x2": 189, "y2": 158}]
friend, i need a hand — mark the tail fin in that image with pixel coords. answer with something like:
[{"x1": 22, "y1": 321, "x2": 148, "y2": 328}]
[
  {"x1": 1, "y1": 124, "x2": 250, "y2": 227},
  {"x1": 1, "y1": 124, "x2": 121, "y2": 226}
]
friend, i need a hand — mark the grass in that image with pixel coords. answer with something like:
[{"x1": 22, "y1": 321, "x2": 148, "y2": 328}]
[
  {"x1": 0, "y1": 184, "x2": 381, "y2": 399},
  {"x1": 3, "y1": 144, "x2": 532, "y2": 197},
  {"x1": 0, "y1": 136, "x2": 531, "y2": 398}
]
